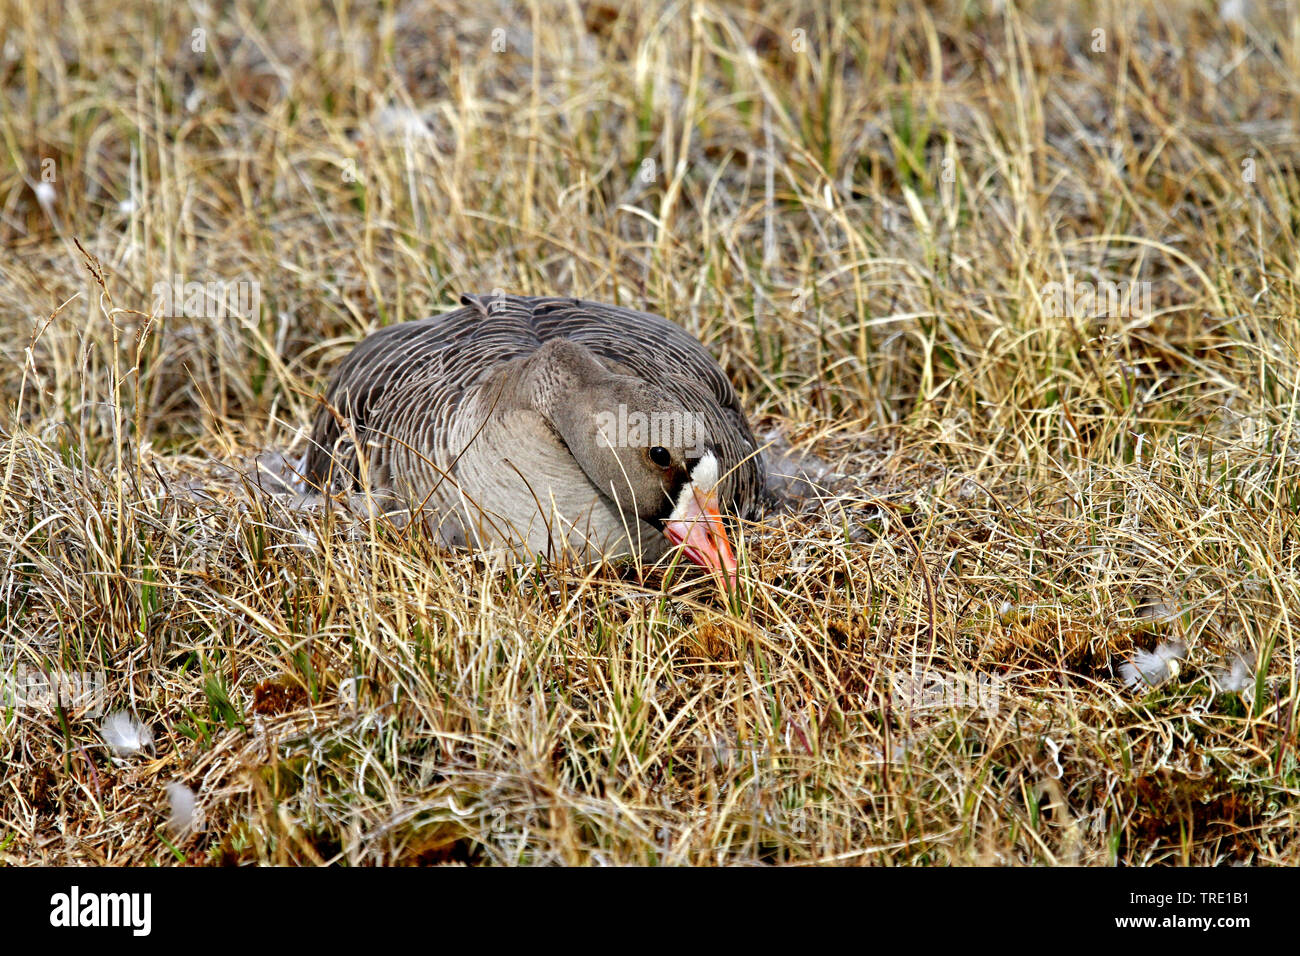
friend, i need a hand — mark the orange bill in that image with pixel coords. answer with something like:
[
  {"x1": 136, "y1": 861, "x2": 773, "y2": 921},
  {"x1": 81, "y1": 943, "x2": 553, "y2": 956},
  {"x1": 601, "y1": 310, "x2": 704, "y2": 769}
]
[{"x1": 663, "y1": 486, "x2": 738, "y2": 589}]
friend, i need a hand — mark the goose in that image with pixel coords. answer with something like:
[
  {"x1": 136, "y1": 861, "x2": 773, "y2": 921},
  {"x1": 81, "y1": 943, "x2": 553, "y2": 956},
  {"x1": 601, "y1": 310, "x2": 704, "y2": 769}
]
[{"x1": 303, "y1": 293, "x2": 766, "y2": 584}]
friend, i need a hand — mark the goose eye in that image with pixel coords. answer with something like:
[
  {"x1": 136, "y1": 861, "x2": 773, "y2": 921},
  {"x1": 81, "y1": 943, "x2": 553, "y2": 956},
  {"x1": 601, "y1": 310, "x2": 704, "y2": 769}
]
[{"x1": 648, "y1": 446, "x2": 672, "y2": 468}]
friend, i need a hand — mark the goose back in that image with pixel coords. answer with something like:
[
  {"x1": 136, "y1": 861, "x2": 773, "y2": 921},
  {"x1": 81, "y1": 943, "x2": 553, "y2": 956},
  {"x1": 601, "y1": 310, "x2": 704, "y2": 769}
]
[{"x1": 303, "y1": 294, "x2": 766, "y2": 536}]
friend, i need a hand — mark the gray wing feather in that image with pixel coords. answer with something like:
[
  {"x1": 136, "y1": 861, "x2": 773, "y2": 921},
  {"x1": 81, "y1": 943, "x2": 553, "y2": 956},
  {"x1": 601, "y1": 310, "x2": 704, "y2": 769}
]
[{"x1": 304, "y1": 294, "x2": 766, "y2": 518}]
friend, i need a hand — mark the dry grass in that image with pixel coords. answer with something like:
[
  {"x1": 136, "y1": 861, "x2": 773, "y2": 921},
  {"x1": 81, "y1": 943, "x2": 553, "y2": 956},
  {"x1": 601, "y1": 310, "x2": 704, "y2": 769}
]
[{"x1": 2, "y1": 0, "x2": 1299, "y2": 865}]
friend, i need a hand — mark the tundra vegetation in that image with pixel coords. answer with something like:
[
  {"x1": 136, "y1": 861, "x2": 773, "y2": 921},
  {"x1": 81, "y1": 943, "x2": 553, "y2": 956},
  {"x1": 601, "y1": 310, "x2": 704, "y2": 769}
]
[{"x1": 1, "y1": 0, "x2": 1298, "y2": 864}]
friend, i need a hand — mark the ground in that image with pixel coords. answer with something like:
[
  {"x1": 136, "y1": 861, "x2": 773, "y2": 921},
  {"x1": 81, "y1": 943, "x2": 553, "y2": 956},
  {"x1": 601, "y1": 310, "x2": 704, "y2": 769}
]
[{"x1": 1, "y1": 0, "x2": 1298, "y2": 865}]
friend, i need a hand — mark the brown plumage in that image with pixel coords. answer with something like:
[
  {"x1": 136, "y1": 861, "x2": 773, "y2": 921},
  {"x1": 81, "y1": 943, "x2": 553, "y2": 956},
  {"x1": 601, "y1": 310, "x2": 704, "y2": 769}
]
[{"x1": 304, "y1": 293, "x2": 767, "y2": 573}]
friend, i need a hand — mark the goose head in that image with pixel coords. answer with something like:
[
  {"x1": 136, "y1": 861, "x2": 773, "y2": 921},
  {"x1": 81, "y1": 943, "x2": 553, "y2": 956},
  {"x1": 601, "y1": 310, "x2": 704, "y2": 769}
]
[
  {"x1": 654, "y1": 446, "x2": 739, "y2": 588},
  {"x1": 532, "y1": 342, "x2": 738, "y2": 585}
]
